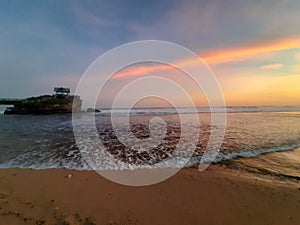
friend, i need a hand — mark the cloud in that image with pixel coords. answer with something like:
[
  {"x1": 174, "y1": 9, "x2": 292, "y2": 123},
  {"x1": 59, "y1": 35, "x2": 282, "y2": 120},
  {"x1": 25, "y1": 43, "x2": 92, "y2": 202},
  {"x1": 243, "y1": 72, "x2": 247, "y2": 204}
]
[
  {"x1": 112, "y1": 38, "x2": 300, "y2": 80},
  {"x1": 260, "y1": 64, "x2": 284, "y2": 70},
  {"x1": 133, "y1": 0, "x2": 300, "y2": 51},
  {"x1": 112, "y1": 64, "x2": 171, "y2": 79},
  {"x1": 201, "y1": 38, "x2": 300, "y2": 64}
]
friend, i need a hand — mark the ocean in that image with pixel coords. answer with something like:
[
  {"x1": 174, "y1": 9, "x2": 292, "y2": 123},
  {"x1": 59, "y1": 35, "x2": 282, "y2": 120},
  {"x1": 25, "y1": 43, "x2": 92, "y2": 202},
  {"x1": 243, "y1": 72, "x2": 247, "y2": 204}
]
[{"x1": 0, "y1": 106, "x2": 300, "y2": 182}]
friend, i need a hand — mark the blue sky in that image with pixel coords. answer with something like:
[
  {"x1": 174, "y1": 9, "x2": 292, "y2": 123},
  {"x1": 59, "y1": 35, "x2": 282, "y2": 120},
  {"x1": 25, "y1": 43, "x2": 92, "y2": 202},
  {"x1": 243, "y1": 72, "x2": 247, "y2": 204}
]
[{"x1": 0, "y1": 0, "x2": 299, "y2": 106}]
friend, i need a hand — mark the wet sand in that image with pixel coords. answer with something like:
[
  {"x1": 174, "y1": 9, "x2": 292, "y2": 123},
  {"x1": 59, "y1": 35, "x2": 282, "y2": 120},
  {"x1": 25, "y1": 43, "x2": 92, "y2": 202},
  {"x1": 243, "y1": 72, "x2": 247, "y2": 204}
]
[{"x1": 0, "y1": 166, "x2": 299, "y2": 225}]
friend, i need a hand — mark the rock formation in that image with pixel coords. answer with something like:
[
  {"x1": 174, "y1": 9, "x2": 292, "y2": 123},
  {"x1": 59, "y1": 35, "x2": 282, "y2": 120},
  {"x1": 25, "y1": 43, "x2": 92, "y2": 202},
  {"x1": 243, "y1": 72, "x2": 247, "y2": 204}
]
[{"x1": 4, "y1": 95, "x2": 82, "y2": 114}]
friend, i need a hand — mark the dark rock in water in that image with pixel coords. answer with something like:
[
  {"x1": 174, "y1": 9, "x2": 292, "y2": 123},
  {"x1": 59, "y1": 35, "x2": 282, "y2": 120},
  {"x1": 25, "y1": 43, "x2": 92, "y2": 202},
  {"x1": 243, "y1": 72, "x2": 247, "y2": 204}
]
[
  {"x1": 3, "y1": 95, "x2": 82, "y2": 115},
  {"x1": 86, "y1": 108, "x2": 101, "y2": 113}
]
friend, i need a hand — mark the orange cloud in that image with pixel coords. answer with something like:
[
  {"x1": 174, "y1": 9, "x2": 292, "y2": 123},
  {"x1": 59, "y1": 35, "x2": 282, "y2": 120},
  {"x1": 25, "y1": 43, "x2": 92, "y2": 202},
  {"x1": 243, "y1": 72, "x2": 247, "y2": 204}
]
[
  {"x1": 260, "y1": 64, "x2": 284, "y2": 70},
  {"x1": 112, "y1": 64, "x2": 171, "y2": 79},
  {"x1": 202, "y1": 38, "x2": 300, "y2": 64},
  {"x1": 112, "y1": 38, "x2": 300, "y2": 79}
]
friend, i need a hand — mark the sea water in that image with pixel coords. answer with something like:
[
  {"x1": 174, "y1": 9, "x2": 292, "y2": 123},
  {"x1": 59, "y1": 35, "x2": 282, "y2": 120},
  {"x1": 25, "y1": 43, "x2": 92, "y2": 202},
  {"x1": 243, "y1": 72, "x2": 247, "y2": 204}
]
[{"x1": 0, "y1": 106, "x2": 300, "y2": 181}]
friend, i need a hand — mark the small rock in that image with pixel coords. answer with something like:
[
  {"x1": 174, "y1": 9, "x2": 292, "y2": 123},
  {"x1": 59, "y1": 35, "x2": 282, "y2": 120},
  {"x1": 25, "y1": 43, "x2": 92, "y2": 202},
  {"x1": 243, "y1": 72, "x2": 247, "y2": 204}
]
[
  {"x1": 36, "y1": 219, "x2": 45, "y2": 225},
  {"x1": 67, "y1": 174, "x2": 73, "y2": 178},
  {"x1": 86, "y1": 108, "x2": 101, "y2": 113}
]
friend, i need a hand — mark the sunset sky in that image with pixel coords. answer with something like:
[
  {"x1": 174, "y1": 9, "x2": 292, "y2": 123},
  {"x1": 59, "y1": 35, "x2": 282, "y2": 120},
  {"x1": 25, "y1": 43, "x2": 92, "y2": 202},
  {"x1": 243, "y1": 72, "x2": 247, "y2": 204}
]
[{"x1": 0, "y1": 0, "x2": 300, "y2": 107}]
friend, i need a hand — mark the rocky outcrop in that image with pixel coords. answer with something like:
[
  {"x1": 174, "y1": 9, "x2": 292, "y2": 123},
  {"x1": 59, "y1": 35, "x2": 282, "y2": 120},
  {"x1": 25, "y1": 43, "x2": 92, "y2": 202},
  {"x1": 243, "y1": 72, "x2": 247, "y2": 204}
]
[
  {"x1": 86, "y1": 108, "x2": 101, "y2": 112},
  {"x1": 4, "y1": 95, "x2": 82, "y2": 114}
]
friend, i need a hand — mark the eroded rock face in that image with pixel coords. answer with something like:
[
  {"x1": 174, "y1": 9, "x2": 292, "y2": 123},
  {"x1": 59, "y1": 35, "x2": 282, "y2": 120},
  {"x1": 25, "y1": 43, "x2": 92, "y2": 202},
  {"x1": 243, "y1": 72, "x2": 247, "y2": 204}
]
[{"x1": 4, "y1": 95, "x2": 82, "y2": 114}]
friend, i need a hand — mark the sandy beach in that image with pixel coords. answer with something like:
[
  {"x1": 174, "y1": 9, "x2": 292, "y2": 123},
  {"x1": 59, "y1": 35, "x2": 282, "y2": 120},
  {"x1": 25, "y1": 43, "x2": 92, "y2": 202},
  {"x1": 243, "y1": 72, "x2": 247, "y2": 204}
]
[{"x1": 0, "y1": 166, "x2": 299, "y2": 225}]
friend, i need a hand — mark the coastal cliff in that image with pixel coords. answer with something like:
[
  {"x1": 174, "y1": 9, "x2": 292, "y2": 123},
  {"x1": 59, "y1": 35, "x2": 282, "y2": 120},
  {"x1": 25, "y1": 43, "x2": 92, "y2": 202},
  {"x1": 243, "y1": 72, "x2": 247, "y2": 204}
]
[{"x1": 4, "y1": 95, "x2": 82, "y2": 114}]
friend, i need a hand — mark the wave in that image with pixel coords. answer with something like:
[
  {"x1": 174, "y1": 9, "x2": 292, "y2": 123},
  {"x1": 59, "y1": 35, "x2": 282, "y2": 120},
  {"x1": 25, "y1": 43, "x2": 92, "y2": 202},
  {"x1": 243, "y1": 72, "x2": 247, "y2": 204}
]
[
  {"x1": 1, "y1": 143, "x2": 300, "y2": 171},
  {"x1": 98, "y1": 106, "x2": 300, "y2": 116},
  {"x1": 0, "y1": 105, "x2": 7, "y2": 114},
  {"x1": 204, "y1": 143, "x2": 300, "y2": 163}
]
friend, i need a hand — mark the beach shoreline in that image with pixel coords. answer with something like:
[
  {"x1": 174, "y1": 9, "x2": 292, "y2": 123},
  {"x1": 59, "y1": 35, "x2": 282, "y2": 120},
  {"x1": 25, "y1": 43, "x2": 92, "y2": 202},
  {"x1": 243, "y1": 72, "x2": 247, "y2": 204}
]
[{"x1": 0, "y1": 166, "x2": 299, "y2": 225}]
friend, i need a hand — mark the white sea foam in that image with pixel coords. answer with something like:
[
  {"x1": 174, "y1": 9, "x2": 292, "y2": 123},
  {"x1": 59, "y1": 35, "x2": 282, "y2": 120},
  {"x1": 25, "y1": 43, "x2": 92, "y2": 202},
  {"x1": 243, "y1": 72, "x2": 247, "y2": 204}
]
[
  {"x1": 0, "y1": 105, "x2": 6, "y2": 114},
  {"x1": 1, "y1": 143, "x2": 300, "y2": 171}
]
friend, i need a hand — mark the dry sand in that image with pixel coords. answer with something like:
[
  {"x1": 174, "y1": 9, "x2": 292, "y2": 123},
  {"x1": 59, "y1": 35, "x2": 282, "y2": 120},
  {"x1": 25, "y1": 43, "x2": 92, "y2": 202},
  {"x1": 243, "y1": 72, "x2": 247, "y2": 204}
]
[{"x1": 0, "y1": 166, "x2": 299, "y2": 225}]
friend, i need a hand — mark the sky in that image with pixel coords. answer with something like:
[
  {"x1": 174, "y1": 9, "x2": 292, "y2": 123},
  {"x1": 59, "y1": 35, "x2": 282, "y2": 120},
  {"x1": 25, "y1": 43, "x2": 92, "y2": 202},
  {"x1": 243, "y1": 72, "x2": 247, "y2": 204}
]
[{"x1": 0, "y1": 0, "x2": 300, "y2": 107}]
